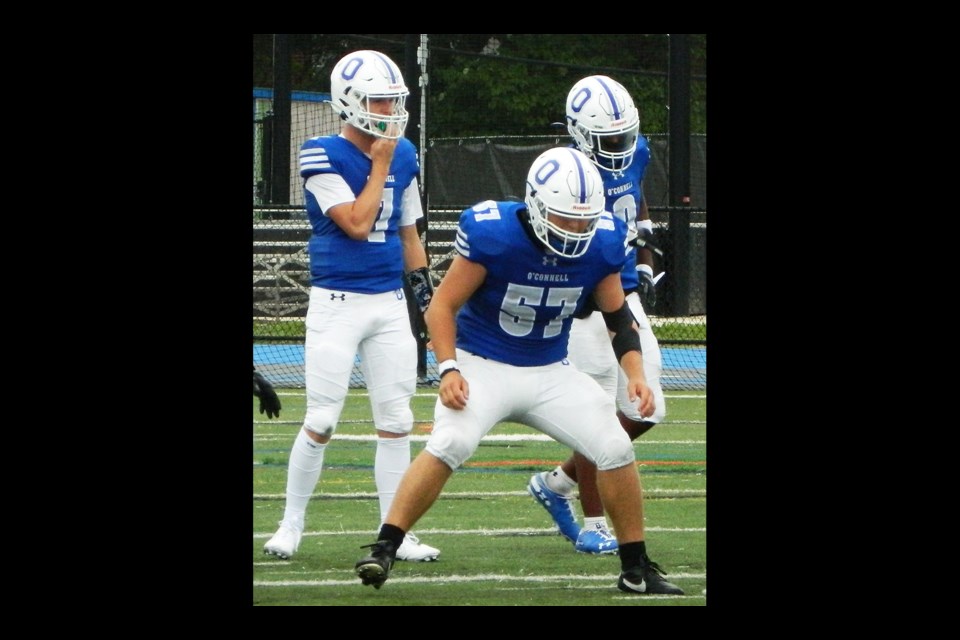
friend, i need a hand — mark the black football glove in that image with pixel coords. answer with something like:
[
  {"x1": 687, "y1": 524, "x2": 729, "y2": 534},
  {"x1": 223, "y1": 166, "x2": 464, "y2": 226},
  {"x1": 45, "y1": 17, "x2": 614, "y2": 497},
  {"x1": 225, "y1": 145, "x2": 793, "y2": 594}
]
[
  {"x1": 403, "y1": 277, "x2": 429, "y2": 378},
  {"x1": 253, "y1": 369, "x2": 282, "y2": 419},
  {"x1": 637, "y1": 266, "x2": 657, "y2": 311},
  {"x1": 404, "y1": 266, "x2": 436, "y2": 314}
]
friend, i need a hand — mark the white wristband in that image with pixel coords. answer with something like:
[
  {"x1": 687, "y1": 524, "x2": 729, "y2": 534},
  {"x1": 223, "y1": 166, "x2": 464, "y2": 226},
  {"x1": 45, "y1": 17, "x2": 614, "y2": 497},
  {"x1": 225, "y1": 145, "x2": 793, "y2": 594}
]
[
  {"x1": 437, "y1": 359, "x2": 459, "y2": 375},
  {"x1": 636, "y1": 219, "x2": 654, "y2": 233},
  {"x1": 636, "y1": 263, "x2": 653, "y2": 277}
]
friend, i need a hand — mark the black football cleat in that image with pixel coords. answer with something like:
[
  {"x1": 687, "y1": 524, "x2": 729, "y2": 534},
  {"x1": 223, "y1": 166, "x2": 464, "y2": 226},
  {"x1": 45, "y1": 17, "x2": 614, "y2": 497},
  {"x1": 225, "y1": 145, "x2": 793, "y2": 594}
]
[
  {"x1": 617, "y1": 554, "x2": 684, "y2": 595},
  {"x1": 355, "y1": 540, "x2": 397, "y2": 590}
]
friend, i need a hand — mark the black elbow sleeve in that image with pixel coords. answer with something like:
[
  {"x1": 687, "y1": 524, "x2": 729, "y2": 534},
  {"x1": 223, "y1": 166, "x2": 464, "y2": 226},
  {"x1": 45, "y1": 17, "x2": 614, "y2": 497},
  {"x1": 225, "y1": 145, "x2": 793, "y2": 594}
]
[
  {"x1": 603, "y1": 302, "x2": 641, "y2": 361},
  {"x1": 611, "y1": 328, "x2": 641, "y2": 362},
  {"x1": 602, "y1": 301, "x2": 634, "y2": 333}
]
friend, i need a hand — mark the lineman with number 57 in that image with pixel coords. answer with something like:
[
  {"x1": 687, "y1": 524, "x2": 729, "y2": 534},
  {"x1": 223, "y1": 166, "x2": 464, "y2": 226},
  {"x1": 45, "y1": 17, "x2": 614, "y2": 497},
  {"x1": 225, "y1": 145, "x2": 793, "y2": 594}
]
[{"x1": 355, "y1": 147, "x2": 682, "y2": 596}]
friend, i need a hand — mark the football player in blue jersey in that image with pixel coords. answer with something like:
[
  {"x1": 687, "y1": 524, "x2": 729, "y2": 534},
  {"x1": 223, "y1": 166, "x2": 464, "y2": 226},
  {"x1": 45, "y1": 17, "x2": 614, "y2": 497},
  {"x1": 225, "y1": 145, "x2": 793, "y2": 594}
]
[
  {"x1": 263, "y1": 50, "x2": 439, "y2": 563},
  {"x1": 355, "y1": 147, "x2": 683, "y2": 596},
  {"x1": 528, "y1": 75, "x2": 670, "y2": 557}
]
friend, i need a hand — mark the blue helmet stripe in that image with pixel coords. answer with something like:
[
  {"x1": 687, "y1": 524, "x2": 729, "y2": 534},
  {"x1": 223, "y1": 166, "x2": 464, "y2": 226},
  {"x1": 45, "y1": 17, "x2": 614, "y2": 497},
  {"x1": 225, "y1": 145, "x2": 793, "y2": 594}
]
[
  {"x1": 372, "y1": 51, "x2": 397, "y2": 83},
  {"x1": 566, "y1": 148, "x2": 587, "y2": 203},
  {"x1": 595, "y1": 77, "x2": 622, "y2": 120}
]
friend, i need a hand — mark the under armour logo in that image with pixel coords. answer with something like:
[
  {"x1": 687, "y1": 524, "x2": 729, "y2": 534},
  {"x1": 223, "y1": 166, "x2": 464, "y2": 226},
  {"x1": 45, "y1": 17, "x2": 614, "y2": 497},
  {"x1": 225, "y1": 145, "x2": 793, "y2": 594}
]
[
  {"x1": 543, "y1": 256, "x2": 558, "y2": 266},
  {"x1": 330, "y1": 293, "x2": 346, "y2": 301}
]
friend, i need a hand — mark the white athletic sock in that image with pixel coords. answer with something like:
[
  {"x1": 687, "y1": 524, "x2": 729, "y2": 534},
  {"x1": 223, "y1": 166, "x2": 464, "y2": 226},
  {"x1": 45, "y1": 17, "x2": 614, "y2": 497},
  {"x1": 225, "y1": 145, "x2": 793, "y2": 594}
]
[
  {"x1": 282, "y1": 428, "x2": 326, "y2": 528},
  {"x1": 545, "y1": 466, "x2": 576, "y2": 495},
  {"x1": 583, "y1": 516, "x2": 610, "y2": 531},
  {"x1": 375, "y1": 435, "x2": 411, "y2": 523}
]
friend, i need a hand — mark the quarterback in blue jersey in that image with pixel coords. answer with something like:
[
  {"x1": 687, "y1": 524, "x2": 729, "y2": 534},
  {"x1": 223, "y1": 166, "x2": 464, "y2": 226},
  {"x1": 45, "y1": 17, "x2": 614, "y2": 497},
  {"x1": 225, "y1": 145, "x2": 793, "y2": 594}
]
[
  {"x1": 355, "y1": 147, "x2": 683, "y2": 596},
  {"x1": 528, "y1": 76, "x2": 673, "y2": 561},
  {"x1": 263, "y1": 50, "x2": 439, "y2": 563}
]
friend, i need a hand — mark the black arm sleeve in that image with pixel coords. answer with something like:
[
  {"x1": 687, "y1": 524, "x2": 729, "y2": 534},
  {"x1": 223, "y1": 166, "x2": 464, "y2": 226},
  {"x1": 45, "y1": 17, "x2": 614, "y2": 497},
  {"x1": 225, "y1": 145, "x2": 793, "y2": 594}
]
[{"x1": 601, "y1": 302, "x2": 641, "y2": 362}]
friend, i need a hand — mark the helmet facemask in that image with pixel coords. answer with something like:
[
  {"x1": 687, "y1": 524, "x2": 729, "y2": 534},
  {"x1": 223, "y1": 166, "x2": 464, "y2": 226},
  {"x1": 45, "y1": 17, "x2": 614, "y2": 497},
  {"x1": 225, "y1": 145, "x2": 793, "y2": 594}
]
[
  {"x1": 347, "y1": 91, "x2": 409, "y2": 139},
  {"x1": 526, "y1": 189, "x2": 601, "y2": 258},
  {"x1": 579, "y1": 123, "x2": 639, "y2": 172}
]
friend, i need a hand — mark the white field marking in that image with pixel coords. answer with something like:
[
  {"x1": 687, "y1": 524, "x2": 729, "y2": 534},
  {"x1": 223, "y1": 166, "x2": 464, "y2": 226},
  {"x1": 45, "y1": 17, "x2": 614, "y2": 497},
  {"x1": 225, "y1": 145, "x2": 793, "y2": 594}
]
[
  {"x1": 255, "y1": 422, "x2": 705, "y2": 428},
  {"x1": 253, "y1": 489, "x2": 706, "y2": 500},
  {"x1": 254, "y1": 573, "x2": 706, "y2": 589},
  {"x1": 254, "y1": 434, "x2": 705, "y2": 443},
  {"x1": 254, "y1": 422, "x2": 705, "y2": 428},
  {"x1": 252, "y1": 526, "x2": 705, "y2": 540},
  {"x1": 253, "y1": 568, "x2": 707, "y2": 598},
  {"x1": 253, "y1": 558, "x2": 707, "y2": 600},
  {"x1": 272, "y1": 392, "x2": 706, "y2": 400}
]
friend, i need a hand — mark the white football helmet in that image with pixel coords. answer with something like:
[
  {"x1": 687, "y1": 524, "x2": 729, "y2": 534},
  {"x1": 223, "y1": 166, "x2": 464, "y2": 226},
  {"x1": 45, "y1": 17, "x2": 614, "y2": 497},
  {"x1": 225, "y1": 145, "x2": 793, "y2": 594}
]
[
  {"x1": 565, "y1": 75, "x2": 640, "y2": 172},
  {"x1": 329, "y1": 50, "x2": 409, "y2": 139},
  {"x1": 524, "y1": 147, "x2": 604, "y2": 258}
]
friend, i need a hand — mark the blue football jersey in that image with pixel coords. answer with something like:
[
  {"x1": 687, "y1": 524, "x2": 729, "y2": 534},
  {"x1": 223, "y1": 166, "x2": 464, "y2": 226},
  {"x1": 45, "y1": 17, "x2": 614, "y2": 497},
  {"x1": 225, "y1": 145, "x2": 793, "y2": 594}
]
[
  {"x1": 588, "y1": 135, "x2": 651, "y2": 292},
  {"x1": 299, "y1": 135, "x2": 420, "y2": 293},
  {"x1": 453, "y1": 200, "x2": 627, "y2": 366},
  {"x1": 570, "y1": 136, "x2": 650, "y2": 291}
]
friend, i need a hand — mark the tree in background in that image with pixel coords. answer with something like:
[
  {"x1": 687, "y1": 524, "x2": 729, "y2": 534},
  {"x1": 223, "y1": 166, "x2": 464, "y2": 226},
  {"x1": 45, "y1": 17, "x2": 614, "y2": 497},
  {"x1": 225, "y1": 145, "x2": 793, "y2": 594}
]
[{"x1": 253, "y1": 34, "x2": 705, "y2": 137}]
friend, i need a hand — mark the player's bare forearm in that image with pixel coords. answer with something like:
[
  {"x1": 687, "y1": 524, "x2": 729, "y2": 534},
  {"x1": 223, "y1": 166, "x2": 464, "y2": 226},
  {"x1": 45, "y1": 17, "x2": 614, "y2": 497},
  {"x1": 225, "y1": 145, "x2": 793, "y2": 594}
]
[
  {"x1": 328, "y1": 162, "x2": 390, "y2": 239},
  {"x1": 593, "y1": 272, "x2": 627, "y2": 313},
  {"x1": 637, "y1": 247, "x2": 655, "y2": 269},
  {"x1": 425, "y1": 298, "x2": 467, "y2": 409},
  {"x1": 619, "y1": 350, "x2": 644, "y2": 381},
  {"x1": 596, "y1": 271, "x2": 654, "y2": 416},
  {"x1": 400, "y1": 225, "x2": 428, "y2": 272},
  {"x1": 424, "y1": 288, "x2": 458, "y2": 363},
  {"x1": 635, "y1": 196, "x2": 656, "y2": 268},
  {"x1": 350, "y1": 161, "x2": 389, "y2": 230},
  {"x1": 425, "y1": 256, "x2": 486, "y2": 362},
  {"x1": 425, "y1": 256, "x2": 486, "y2": 410}
]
